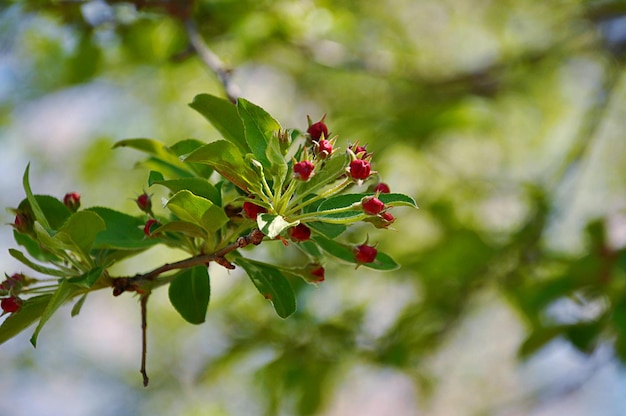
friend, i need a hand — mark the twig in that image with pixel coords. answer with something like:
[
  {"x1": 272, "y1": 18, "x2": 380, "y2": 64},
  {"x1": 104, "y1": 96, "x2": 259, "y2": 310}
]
[
  {"x1": 140, "y1": 292, "x2": 150, "y2": 387},
  {"x1": 112, "y1": 229, "x2": 264, "y2": 295},
  {"x1": 184, "y1": 18, "x2": 241, "y2": 103}
]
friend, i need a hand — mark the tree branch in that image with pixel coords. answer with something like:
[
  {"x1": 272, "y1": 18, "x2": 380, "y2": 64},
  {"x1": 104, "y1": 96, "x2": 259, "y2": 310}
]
[
  {"x1": 184, "y1": 18, "x2": 241, "y2": 103},
  {"x1": 111, "y1": 229, "x2": 264, "y2": 295}
]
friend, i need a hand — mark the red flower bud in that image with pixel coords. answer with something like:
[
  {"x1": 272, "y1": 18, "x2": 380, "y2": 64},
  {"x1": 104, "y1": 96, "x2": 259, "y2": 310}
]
[
  {"x1": 294, "y1": 160, "x2": 315, "y2": 181},
  {"x1": 315, "y1": 139, "x2": 333, "y2": 159},
  {"x1": 63, "y1": 192, "x2": 81, "y2": 212},
  {"x1": 1, "y1": 296, "x2": 22, "y2": 314},
  {"x1": 361, "y1": 196, "x2": 385, "y2": 215},
  {"x1": 13, "y1": 212, "x2": 31, "y2": 234},
  {"x1": 243, "y1": 201, "x2": 267, "y2": 220},
  {"x1": 289, "y1": 223, "x2": 311, "y2": 242},
  {"x1": 354, "y1": 243, "x2": 378, "y2": 264},
  {"x1": 0, "y1": 273, "x2": 26, "y2": 296},
  {"x1": 136, "y1": 192, "x2": 152, "y2": 214},
  {"x1": 373, "y1": 183, "x2": 390, "y2": 194},
  {"x1": 309, "y1": 266, "x2": 325, "y2": 283},
  {"x1": 350, "y1": 143, "x2": 369, "y2": 158},
  {"x1": 143, "y1": 219, "x2": 160, "y2": 237},
  {"x1": 349, "y1": 159, "x2": 371, "y2": 180},
  {"x1": 307, "y1": 116, "x2": 328, "y2": 141}
]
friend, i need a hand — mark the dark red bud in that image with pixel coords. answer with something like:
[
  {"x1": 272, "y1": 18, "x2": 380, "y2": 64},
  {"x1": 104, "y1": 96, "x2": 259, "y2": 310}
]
[
  {"x1": 1, "y1": 296, "x2": 22, "y2": 314},
  {"x1": 243, "y1": 201, "x2": 267, "y2": 220},
  {"x1": 373, "y1": 183, "x2": 390, "y2": 194},
  {"x1": 136, "y1": 193, "x2": 152, "y2": 213},
  {"x1": 309, "y1": 266, "x2": 325, "y2": 282},
  {"x1": 350, "y1": 144, "x2": 368, "y2": 157},
  {"x1": 349, "y1": 159, "x2": 371, "y2": 180},
  {"x1": 63, "y1": 192, "x2": 81, "y2": 212},
  {"x1": 294, "y1": 160, "x2": 315, "y2": 181},
  {"x1": 289, "y1": 223, "x2": 311, "y2": 242},
  {"x1": 143, "y1": 219, "x2": 160, "y2": 237},
  {"x1": 361, "y1": 196, "x2": 385, "y2": 215},
  {"x1": 354, "y1": 244, "x2": 378, "y2": 264},
  {"x1": 316, "y1": 139, "x2": 333, "y2": 159},
  {"x1": 13, "y1": 212, "x2": 31, "y2": 234},
  {"x1": 307, "y1": 117, "x2": 328, "y2": 141}
]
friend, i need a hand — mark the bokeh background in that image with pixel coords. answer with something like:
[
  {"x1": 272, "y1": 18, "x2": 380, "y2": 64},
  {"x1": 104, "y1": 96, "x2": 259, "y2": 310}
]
[{"x1": 2, "y1": 1, "x2": 626, "y2": 415}]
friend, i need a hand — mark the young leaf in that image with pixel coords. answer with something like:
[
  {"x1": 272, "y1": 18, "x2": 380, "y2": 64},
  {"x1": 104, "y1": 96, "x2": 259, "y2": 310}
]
[
  {"x1": 70, "y1": 294, "x2": 88, "y2": 317},
  {"x1": 30, "y1": 279, "x2": 78, "y2": 347},
  {"x1": 257, "y1": 214, "x2": 298, "y2": 239},
  {"x1": 8, "y1": 249, "x2": 67, "y2": 277},
  {"x1": 149, "y1": 173, "x2": 221, "y2": 205},
  {"x1": 237, "y1": 98, "x2": 287, "y2": 181},
  {"x1": 22, "y1": 164, "x2": 50, "y2": 229},
  {"x1": 16, "y1": 195, "x2": 72, "y2": 231},
  {"x1": 168, "y1": 266, "x2": 210, "y2": 324},
  {"x1": 114, "y1": 138, "x2": 197, "y2": 178},
  {"x1": 86, "y1": 207, "x2": 158, "y2": 250},
  {"x1": 67, "y1": 266, "x2": 105, "y2": 288},
  {"x1": 318, "y1": 192, "x2": 418, "y2": 212},
  {"x1": 184, "y1": 140, "x2": 262, "y2": 193},
  {"x1": 0, "y1": 295, "x2": 52, "y2": 345},
  {"x1": 57, "y1": 211, "x2": 106, "y2": 258},
  {"x1": 312, "y1": 236, "x2": 400, "y2": 271},
  {"x1": 189, "y1": 94, "x2": 248, "y2": 154},
  {"x1": 234, "y1": 257, "x2": 296, "y2": 318},
  {"x1": 166, "y1": 190, "x2": 228, "y2": 233}
]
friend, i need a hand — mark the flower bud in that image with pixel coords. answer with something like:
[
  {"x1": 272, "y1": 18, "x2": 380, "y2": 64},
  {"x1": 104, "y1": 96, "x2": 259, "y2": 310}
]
[
  {"x1": 243, "y1": 201, "x2": 267, "y2": 220},
  {"x1": 63, "y1": 192, "x2": 81, "y2": 212},
  {"x1": 294, "y1": 160, "x2": 315, "y2": 181},
  {"x1": 143, "y1": 219, "x2": 160, "y2": 237},
  {"x1": 307, "y1": 115, "x2": 328, "y2": 141},
  {"x1": 309, "y1": 266, "x2": 325, "y2": 283},
  {"x1": 315, "y1": 139, "x2": 333, "y2": 159},
  {"x1": 0, "y1": 273, "x2": 26, "y2": 296},
  {"x1": 354, "y1": 243, "x2": 378, "y2": 264},
  {"x1": 349, "y1": 159, "x2": 371, "y2": 180},
  {"x1": 1, "y1": 296, "x2": 22, "y2": 314},
  {"x1": 136, "y1": 192, "x2": 152, "y2": 214},
  {"x1": 372, "y1": 182, "x2": 390, "y2": 194},
  {"x1": 361, "y1": 196, "x2": 385, "y2": 215},
  {"x1": 13, "y1": 212, "x2": 32, "y2": 234},
  {"x1": 289, "y1": 223, "x2": 311, "y2": 242}
]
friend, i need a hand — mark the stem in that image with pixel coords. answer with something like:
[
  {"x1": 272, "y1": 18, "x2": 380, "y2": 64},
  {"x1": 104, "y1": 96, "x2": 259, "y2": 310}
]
[
  {"x1": 140, "y1": 293, "x2": 150, "y2": 387},
  {"x1": 184, "y1": 19, "x2": 240, "y2": 103},
  {"x1": 286, "y1": 178, "x2": 351, "y2": 216},
  {"x1": 111, "y1": 229, "x2": 265, "y2": 295}
]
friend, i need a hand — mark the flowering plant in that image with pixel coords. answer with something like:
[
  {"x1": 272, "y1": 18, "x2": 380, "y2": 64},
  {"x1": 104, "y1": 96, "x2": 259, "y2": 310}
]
[{"x1": 2, "y1": 94, "x2": 416, "y2": 385}]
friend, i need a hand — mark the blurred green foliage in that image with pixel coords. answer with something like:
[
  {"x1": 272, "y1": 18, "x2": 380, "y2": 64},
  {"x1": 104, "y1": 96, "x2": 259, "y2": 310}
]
[{"x1": 3, "y1": 0, "x2": 626, "y2": 414}]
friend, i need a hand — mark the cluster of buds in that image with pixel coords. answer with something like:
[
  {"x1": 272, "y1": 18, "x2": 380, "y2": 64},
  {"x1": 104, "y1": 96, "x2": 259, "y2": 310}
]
[
  {"x1": 0, "y1": 273, "x2": 30, "y2": 315},
  {"x1": 135, "y1": 192, "x2": 161, "y2": 237}
]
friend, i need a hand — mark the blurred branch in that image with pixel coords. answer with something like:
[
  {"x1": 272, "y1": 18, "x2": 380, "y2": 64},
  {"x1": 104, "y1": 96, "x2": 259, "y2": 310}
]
[{"x1": 184, "y1": 18, "x2": 240, "y2": 103}]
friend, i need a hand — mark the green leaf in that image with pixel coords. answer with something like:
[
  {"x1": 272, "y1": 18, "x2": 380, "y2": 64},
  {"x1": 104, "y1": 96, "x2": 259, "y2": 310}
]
[
  {"x1": 8, "y1": 249, "x2": 67, "y2": 277},
  {"x1": 70, "y1": 294, "x2": 88, "y2": 317},
  {"x1": 149, "y1": 173, "x2": 221, "y2": 205},
  {"x1": 16, "y1": 195, "x2": 72, "y2": 231},
  {"x1": 237, "y1": 98, "x2": 287, "y2": 181},
  {"x1": 0, "y1": 295, "x2": 52, "y2": 345},
  {"x1": 57, "y1": 211, "x2": 106, "y2": 257},
  {"x1": 67, "y1": 266, "x2": 105, "y2": 288},
  {"x1": 168, "y1": 266, "x2": 210, "y2": 324},
  {"x1": 113, "y1": 138, "x2": 196, "y2": 178},
  {"x1": 22, "y1": 164, "x2": 50, "y2": 229},
  {"x1": 307, "y1": 221, "x2": 347, "y2": 239},
  {"x1": 257, "y1": 214, "x2": 299, "y2": 239},
  {"x1": 166, "y1": 190, "x2": 228, "y2": 233},
  {"x1": 318, "y1": 192, "x2": 418, "y2": 211},
  {"x1": 183, "y1": 140, "x2": 262, "y2": 193},
  {"x1": 153, "y1": 221, "x2": 209, "y2": 240},
  {"x1": 189, "y1": 94, "x2": 248, "y2": 154},
  {"x1": 169, "y1": 139, "x2": 214, "y2": 178},
  {"x1": 234, "y1": 257, "x2": 296, "y2": 318},
  {"x1": 312, "y1": 236, "x2": 400, "y2": 271},
  {"x1": 86, "y1": 207, "x2": 159, "y2": 250},
  {"x1": 31, "y1": 280, "x2": 78, "y2": 347},
  {"x1": 518, "y1": 325, "x2": 566, "y2": 359}
]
